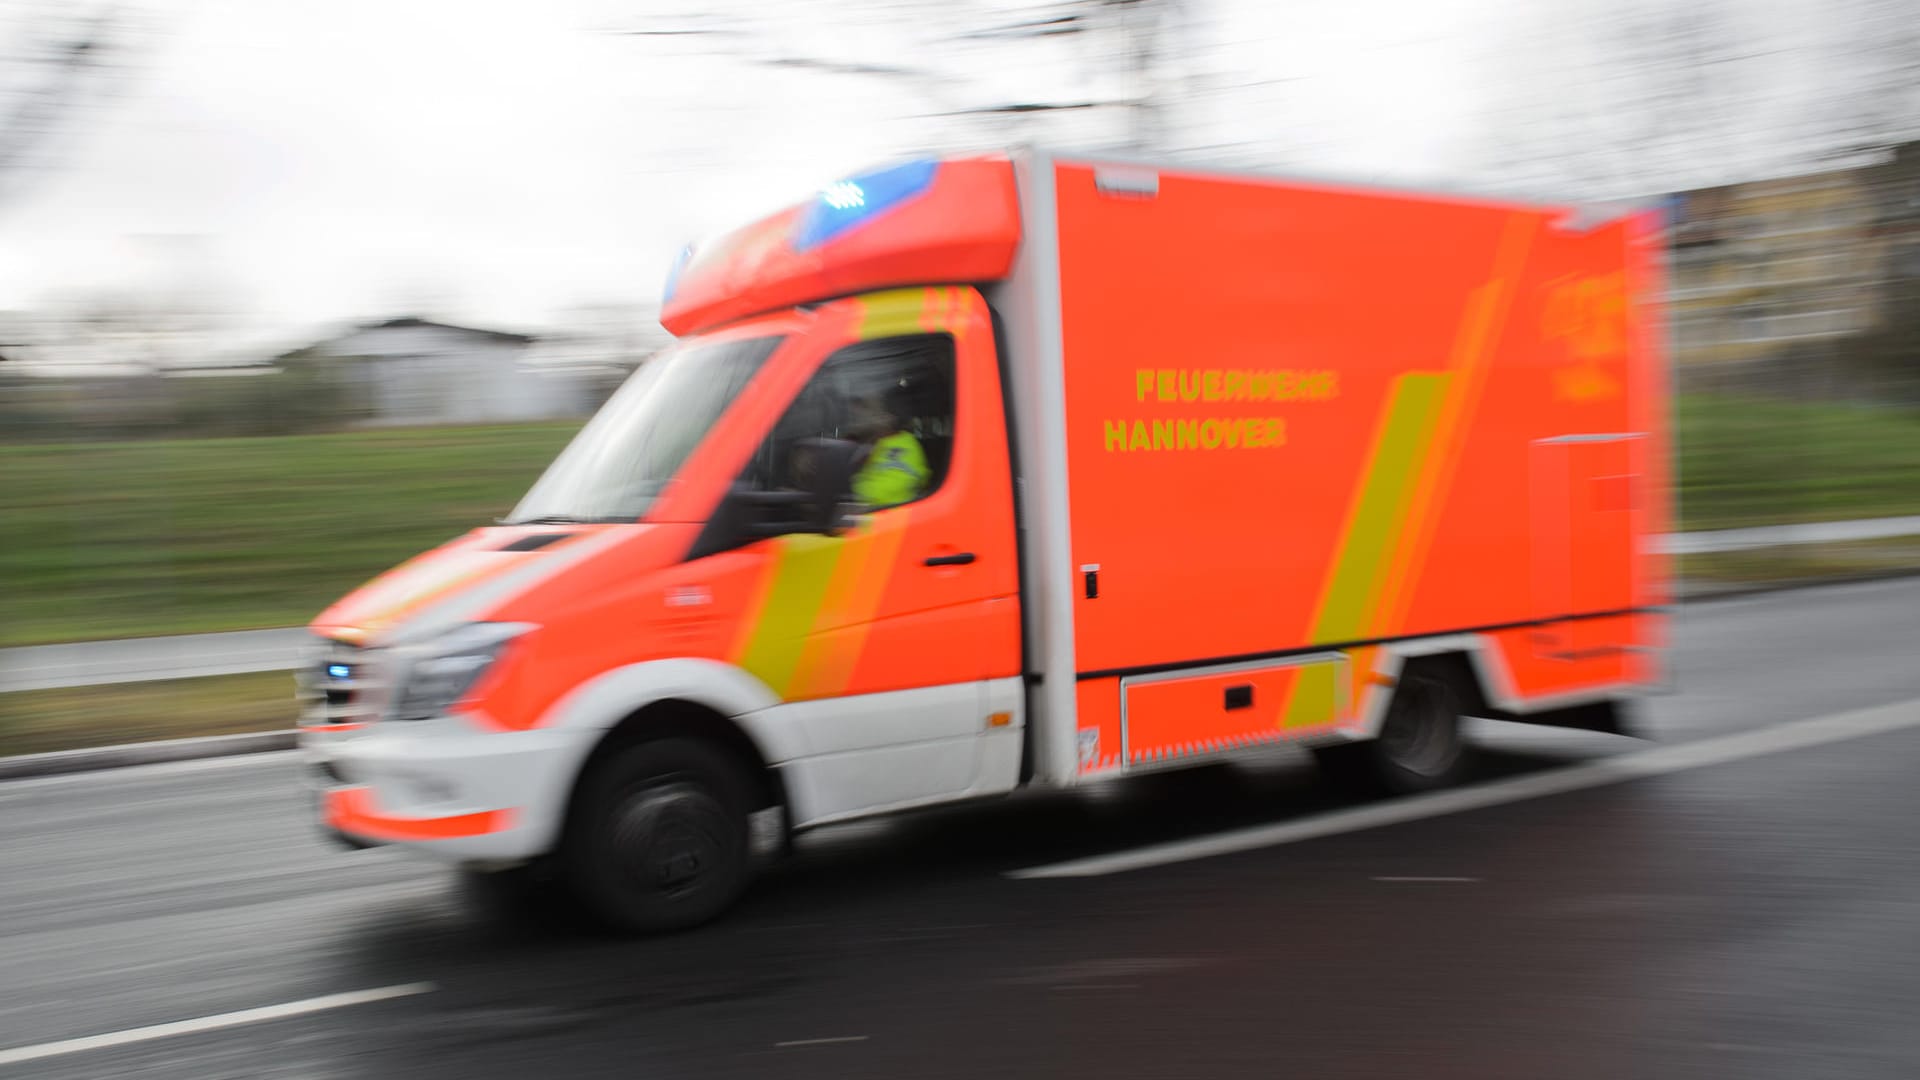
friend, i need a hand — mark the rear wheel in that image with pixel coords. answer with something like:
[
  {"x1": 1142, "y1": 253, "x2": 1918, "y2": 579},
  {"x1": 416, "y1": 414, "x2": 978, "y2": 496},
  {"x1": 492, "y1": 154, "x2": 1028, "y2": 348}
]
[
  {"x1": 560, "y1": 738, "x2": 755, "y2": 935},
  {"x1": 1313, "y1": 664, "x2": 1468, "y2": 795}
]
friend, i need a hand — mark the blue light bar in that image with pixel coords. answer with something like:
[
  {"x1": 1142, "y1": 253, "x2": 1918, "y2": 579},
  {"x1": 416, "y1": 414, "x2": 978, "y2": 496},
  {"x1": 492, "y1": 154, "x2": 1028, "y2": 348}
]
[
  {"x1": 327, "y1": 663, "x2": 352, "y2": 680},
  {"x1": 661, "y1": 243, "x2": 694, "y2": 304},
  {"x1": 792, "y1": 159, "x2": 939, "y2": 253}
]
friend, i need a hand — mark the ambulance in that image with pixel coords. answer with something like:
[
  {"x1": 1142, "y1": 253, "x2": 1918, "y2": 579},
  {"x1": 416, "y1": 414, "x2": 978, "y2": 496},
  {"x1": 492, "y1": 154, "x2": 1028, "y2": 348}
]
[{"x1": 301, "y1": 149, "x2": 1669, "y2": 932}]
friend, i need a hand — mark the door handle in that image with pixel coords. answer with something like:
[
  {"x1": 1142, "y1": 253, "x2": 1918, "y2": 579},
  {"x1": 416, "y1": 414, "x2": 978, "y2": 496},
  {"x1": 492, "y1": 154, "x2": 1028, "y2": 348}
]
[{"x1": 923, "y1": 552, "x2": 977, "y2": 567}]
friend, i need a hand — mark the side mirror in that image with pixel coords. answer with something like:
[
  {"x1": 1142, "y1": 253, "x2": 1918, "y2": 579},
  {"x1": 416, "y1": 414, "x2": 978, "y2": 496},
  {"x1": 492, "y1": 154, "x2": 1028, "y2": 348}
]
[
  {"x1": 699, "y1": 437, "x2": 861, "y2": 556},
  {"x1": 793, "y1": 436, "x2": 859, "y2": 533}
]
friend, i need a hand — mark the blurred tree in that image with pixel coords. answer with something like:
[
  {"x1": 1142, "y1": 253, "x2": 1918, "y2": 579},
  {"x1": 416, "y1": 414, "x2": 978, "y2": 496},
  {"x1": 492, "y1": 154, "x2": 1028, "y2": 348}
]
[
  {"x1": 1844, "y1": 274, "x2": 1920, "y2": 403},
  {"x1": 1478, "y1": 0, "x2": 1920, "y2": 199},
  {"x1": 0, "y1": 1, "x2": 134, "y2": 204},
  {"x1": 603, "y1": 0, "x2": 1207, "y2": 156},
  {"x1": 1822, "y1": 0, "x2": 1920, "y2": 162},
  {"x1": 28, "y1": 278, "x2": 230, "y2": 376},
  {"x1": 41, "y1": 288, "x2": 162, "y2": 372}
]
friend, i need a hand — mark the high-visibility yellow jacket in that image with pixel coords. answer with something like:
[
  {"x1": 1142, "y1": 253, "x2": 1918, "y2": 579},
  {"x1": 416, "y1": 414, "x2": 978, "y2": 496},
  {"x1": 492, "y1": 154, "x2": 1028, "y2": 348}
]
[{"x1": 852, "y1": 431, "x2": 930, "y2": 508}]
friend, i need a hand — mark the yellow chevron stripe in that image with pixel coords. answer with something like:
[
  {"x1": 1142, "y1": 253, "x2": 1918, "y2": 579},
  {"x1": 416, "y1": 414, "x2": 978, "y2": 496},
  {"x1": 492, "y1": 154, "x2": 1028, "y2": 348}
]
[
  {"x1": 787, "y1": 512, "x2": 912, "y2": 699},
  {"x1": 735, "y1": 534, "x2": 844, "y2": 697},
  {"x1": 1306, "y1": 372, "x2": 1451, "y2": 645},
  {"x1": 855, "y1": 288, "x2": 932, "y2": 340}
]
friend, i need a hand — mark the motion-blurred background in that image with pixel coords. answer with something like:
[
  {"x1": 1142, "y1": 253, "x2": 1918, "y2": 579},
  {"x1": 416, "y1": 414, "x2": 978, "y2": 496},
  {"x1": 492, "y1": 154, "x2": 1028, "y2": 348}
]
[{"x1": 3, "y1": 0, "x2": 1918, "y2": 755}]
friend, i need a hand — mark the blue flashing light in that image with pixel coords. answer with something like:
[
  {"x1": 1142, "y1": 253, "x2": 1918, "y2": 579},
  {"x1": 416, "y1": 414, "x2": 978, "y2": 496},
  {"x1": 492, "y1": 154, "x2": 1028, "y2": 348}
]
[
  {"x1": 792, "y1": 159, "x2": 939, "y2": 253},
  {"x1": 821, "y1": 181, "x2": 865, "y2": 210},
  {"x1": 326, "y1": 663, "x2": 352, "y2": 680},
  {"x1": 661, "y1": 243, "x2": 694, "y2": 304}
]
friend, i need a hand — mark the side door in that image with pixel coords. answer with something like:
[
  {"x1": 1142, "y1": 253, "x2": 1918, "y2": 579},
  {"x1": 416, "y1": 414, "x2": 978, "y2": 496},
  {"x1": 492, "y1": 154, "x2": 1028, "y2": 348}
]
[
  {"x1": 1528, "y1": 433, "x2": 1637, "y2": 685},
  {"x1": 705, "y1": 288, "x2": 1021, "y2": 821}
]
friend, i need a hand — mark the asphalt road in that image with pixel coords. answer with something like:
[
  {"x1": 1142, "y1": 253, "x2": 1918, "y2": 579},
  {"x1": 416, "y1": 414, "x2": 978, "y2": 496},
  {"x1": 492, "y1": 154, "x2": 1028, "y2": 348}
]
[{"x1": 3, "y1": 578, "x2": 1919, "y2": 1079}]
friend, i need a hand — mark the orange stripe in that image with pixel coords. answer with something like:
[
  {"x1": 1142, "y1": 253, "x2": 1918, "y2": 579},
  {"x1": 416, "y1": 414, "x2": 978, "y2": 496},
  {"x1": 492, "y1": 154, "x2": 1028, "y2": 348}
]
[
  {"x1": 918, "y1": 285, "x2": 939, "y2": 333},
  {"x1": 366, "y1": 562, "x2": 501, "y2": 633},
  {"x1": 787, "y1": 512, "x2": 913, "y2": 698},
  {"x1": 1347, "y1": 645, "x2": 1380, "y2": 722},
  {"x1": 324, "y1": 786, "x2": 515, "y2": 842},
  {"x1": 817, "y1": 515, "x2": 912, "y2": 685},
  {"x1": 786, "y1": 526, "x2": 877, "y2": 698},
  {"x1": 1376, "y1": 213, "x2": 1538, "y2": 634},
  {"x1": 350, "y1": 531, "x2": 576, "y2": 636},
  {"x1": 726, "y1": 544, "x2": 786, "y2": 667},
  {"x1": 950, "y1": 286, "x2": 978, "y2": 341}
]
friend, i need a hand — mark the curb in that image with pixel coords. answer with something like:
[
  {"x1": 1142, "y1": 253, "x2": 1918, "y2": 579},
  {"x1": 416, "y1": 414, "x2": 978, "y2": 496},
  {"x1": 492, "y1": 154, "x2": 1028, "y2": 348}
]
[
  {"x1": 1675, "y1": 564, "x2": 1920, "y2": 604},
  {"x1": 6, "y1": 570, "x2": 1920, "y2": 783},
  {"x1": 0, "y1": 729, "x2": 297, "y2": 782}
]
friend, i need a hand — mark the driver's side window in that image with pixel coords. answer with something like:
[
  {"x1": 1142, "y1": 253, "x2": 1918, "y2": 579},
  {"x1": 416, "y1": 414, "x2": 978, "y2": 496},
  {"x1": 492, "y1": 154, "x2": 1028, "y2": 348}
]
[{"x1": 744, "y1": 334, "x2": 957, "y2": 514}]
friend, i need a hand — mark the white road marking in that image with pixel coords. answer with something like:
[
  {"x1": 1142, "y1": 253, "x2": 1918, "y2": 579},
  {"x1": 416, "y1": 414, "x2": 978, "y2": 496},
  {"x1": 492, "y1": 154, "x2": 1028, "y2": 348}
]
[
  {"x1": 775, "y1": 1036, "x2": 870, "y2": 1048},
  {"x1": 1372, "y1": 876, "x2": 1480, "y2": 883},
  {"x1": 0, "y1": 983, "x2": 435, "y2": 1068},
  {"x1": 1010, "y1": 697, "x2": 1920, "y2": 879}
]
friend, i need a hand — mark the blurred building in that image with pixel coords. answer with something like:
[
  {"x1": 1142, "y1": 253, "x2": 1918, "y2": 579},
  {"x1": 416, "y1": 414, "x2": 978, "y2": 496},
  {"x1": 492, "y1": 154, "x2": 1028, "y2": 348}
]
[
  {"x1": 1668, "y1": 142, "x2": 1920, "y2": 393},
  {"x1": 280, "y1": 317, "x2": 589, "y2": 426},
  {"x1": 519, "y1": 306, "x2": 668, "y2": 409}
]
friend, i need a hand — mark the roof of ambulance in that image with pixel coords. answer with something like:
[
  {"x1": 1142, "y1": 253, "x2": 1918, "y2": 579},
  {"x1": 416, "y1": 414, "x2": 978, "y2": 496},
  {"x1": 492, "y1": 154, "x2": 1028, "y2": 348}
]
[
  {"x1": 657, "y1": 154, "x2": 1023, "y2": 337},
  {"x1": 656, "y1": 149, "x2": 1638, "y2": 338}
]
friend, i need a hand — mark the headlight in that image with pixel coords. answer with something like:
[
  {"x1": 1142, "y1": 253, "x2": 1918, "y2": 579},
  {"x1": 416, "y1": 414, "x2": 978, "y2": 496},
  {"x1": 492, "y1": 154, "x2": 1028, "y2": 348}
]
[{"x1": 392, "y1": 622, "x2": 534, "y2": 722}]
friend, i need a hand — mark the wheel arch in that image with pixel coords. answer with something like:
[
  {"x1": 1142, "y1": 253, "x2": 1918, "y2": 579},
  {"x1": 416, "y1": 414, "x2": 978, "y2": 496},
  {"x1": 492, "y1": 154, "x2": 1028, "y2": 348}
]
[
  {"x1": 571, "y1": 697, "x2": 788, "y2": 815},
  {"x1": 536, "y1": 658, "x2": 800, "y2": 842},
  {"x1": 1366, "y1": 636, "x2": 1629, "y2": 737},
  {"x1": 1355, "y1": 636, "x2": 1497, "y2": 739}
]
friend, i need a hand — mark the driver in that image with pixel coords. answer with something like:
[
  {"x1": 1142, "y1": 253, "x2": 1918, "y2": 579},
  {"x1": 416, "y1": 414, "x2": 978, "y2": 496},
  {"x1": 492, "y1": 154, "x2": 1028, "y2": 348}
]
[{"x1": 848, "y1": 386, "x2": 930, "y2": 509}]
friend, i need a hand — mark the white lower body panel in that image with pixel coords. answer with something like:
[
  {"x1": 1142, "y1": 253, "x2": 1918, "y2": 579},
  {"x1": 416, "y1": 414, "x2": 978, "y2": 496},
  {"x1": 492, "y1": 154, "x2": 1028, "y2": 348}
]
[{"x1": 764, "y1": 676, "x2": 1026, "y2": 829}]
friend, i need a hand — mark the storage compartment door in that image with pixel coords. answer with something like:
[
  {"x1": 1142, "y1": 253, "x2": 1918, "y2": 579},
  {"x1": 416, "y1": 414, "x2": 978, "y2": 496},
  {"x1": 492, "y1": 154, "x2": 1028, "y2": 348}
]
[
  {"x1": 1122, "y1": 655, "x2": 1348, "y2": 769},
  {"x1": 1530, "y1": 434, "x2": 1638, "y2": 663}
]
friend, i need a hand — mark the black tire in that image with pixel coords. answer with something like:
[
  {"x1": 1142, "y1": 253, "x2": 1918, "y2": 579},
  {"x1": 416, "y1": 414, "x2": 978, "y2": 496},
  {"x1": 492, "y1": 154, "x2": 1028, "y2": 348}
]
[
  {"x1": 1312, "y1": 665, "x2": 1469, "y2": 795},
  {"x1": 559, "y1": 738, "x2": 755, "y2": 935}
]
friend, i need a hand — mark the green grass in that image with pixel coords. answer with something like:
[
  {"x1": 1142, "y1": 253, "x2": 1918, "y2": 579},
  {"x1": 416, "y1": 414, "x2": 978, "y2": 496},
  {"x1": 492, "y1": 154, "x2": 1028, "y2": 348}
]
[
  {"x1": 0, "y1": 671, "x2": 297, "y2": 757},
  {"x1": 1677, "y1": 394, "x2": 1920, "y2": 531},
  {"x1": 0, "y1": 423, "x2": 580, "y2": 646},
  {"x1": 1682, "y1": 536, "x2": 1920, "y2": 593},
  {"x1": 2, "y1": 394, "x2": 1919, "y2": 649}
]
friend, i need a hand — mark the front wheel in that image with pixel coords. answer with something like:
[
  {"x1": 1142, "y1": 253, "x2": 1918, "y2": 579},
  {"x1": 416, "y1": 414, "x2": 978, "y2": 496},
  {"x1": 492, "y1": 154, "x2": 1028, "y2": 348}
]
[
  {"x1": 1313, "y1": 665, "x2": 1468, "y2": 795},
  {"x1": 560, "y1": 738, "x2": 755, "y2": 935}
]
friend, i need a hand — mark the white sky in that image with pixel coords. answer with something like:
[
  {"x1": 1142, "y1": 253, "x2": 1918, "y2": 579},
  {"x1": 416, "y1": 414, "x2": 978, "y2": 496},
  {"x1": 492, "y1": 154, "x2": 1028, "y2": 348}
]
[{"x1": 0, "y1": 0, "x2": 1899, "y2": 351}]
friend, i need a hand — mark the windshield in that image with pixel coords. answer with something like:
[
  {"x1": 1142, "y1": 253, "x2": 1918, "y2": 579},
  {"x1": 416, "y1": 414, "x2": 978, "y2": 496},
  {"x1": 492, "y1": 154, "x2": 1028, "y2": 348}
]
[{"x1": 506, "y1": 335, "x2": 781, "y2": 524}]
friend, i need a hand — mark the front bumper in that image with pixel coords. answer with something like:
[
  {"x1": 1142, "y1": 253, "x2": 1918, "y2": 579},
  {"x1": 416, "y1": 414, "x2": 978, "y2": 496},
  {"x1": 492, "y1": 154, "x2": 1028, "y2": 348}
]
[{"x1": 300, "y1": 715, "x2": 594, "y2": 862}]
